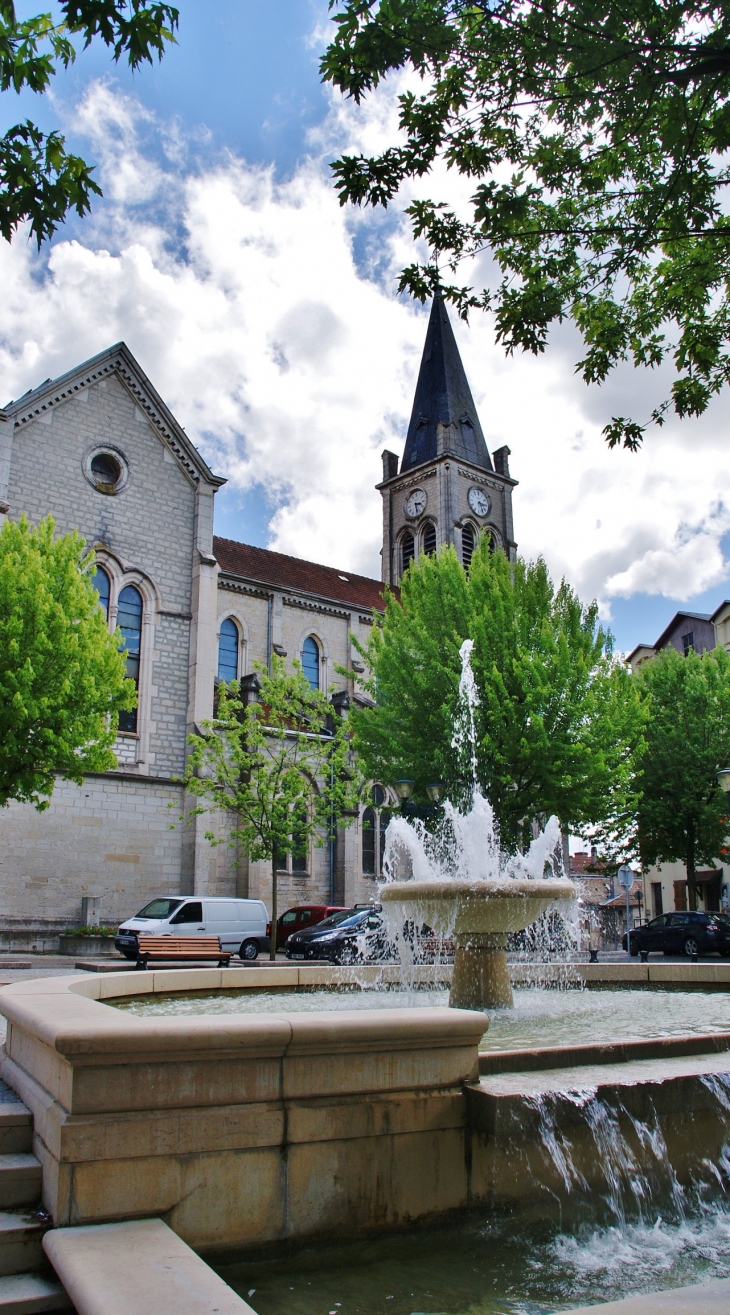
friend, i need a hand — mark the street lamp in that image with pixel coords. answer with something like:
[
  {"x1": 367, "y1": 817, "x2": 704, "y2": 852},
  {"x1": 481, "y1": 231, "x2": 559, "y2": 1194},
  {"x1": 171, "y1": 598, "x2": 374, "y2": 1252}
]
[
  {"x1": 425, "y1": 782, "x2": 445, "y2": 803},
  {"x1": 394, "y1": 779, "x2": 416, "y2": 802},
  {"x1": 617, "y1": 864, "x2": 635, "y2": 962}
]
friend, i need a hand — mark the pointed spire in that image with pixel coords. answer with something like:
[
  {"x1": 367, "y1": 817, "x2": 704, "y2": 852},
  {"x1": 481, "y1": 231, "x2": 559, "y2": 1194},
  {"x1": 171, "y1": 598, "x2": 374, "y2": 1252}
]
[{"x1": 401, "y1": 294, "x2": 493, "y2": 474}]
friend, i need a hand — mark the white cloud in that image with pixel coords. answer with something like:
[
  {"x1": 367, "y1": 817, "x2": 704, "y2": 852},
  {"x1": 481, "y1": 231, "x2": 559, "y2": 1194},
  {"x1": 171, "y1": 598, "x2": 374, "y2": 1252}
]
[{"x1": 1, "y1": 78, "x2": 729, "y2": 618}]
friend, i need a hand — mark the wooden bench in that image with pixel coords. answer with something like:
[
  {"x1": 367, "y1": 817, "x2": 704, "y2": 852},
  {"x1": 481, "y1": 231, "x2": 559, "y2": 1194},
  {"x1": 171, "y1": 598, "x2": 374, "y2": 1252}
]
[{"x1": 135, "y1": 936, "x2": 232, "y2": 969}]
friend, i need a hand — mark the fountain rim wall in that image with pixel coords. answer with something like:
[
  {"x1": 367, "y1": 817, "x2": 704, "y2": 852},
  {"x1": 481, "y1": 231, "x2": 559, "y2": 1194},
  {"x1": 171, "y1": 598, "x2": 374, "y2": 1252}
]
[{"x1": 0, "y1": 967, "x2": 485, "y2": 1063}]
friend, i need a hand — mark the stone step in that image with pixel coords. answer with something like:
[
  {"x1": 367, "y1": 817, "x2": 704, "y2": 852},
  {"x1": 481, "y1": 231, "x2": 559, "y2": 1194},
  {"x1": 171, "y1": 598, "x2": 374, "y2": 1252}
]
[
  {"x1": 0, "y1": 1215, "x2": 47, "y2": 1278},
  {"x1": 0, "y1": 1272, "x2": 71, "y2": 1313},
  {"x1": 0, "y1": 1110, "x2": 32, "y2": 1157},
  {"x1": 0, "y1": 1162, "x2": 42, "y2": 1212}
]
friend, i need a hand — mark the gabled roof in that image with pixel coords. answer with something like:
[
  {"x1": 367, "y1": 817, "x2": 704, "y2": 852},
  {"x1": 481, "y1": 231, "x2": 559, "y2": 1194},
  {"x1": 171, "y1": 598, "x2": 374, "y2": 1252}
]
[
  {"x1": 2, "y1": 342, "x2": 225, "y2": 490},
  {"x1": 400, "y1": 294, "x2": 493, "y2": 475},
  {"x1": 654, "y1": 610, "x2": 711, "y2": 651},
  {"x1": 710, "y1": 600, "x2": 730, "y2": 623},
  {"x1": 214, "y1": 537, "x2": 393, "y2": 613},
  {"x1": 626, "y1": 643, "x2": 655, "y2": 664}
]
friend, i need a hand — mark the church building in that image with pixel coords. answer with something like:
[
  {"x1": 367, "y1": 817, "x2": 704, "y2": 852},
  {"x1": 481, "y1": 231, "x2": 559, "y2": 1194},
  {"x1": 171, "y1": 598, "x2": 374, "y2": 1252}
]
[{"x1": 0, "y1": 295, "x2": 516, "y2": 942}]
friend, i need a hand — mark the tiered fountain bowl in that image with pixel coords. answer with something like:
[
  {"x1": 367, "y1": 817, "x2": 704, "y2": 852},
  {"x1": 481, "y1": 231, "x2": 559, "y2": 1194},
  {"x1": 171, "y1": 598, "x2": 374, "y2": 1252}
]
[{"x1": 380, "y1": 877, "x2": 576, "y2": 1009}]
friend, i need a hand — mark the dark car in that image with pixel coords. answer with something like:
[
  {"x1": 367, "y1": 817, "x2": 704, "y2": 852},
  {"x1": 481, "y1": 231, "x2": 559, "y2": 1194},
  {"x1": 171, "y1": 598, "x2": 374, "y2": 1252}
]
[
  {"x1": 623, "y1": 911, "x2": 730, "y2": 958},
  {"x1": 285, "y1": 905, "x2": 395, "y2": 963},
  {"x1": 275, "y1": 904, "x2": 347, "y2": 951}
]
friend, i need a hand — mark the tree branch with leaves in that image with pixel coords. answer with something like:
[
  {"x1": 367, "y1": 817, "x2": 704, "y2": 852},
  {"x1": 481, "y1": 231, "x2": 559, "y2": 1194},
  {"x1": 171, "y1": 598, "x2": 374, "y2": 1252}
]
[
  {"x1": 322, "y1": 0, "x2": 730, "y2": 448},
  {"x1": 636, "y1": 644, "x2": 730, "y2": 901},
  {"x1": 348, "y1": 538, "x2": 642, "y2": 852},
  {"x1": 0, "y1": 514, "x2": 135, "y2": 809},
  {"x1": 0, "y1": 0, "x2": 177, "y2": 243}
]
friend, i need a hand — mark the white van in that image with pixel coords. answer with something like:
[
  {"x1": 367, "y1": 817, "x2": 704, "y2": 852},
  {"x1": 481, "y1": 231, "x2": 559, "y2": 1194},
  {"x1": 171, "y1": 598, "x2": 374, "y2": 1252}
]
[{"x1": 115, "y1": 897, "x2": 269, "y2": 961}]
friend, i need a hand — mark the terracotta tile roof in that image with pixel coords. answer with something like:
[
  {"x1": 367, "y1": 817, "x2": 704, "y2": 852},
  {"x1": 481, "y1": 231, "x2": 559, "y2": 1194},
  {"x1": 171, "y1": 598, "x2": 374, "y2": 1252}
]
[{"x1": 213, "y1": 537, "x2": 393, "y2": 613}]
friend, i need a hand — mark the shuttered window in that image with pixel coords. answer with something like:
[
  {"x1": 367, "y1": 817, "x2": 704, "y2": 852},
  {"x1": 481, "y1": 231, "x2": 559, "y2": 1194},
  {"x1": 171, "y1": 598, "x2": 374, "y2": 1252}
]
[
  {"x1": 462, "y1": 523, "x2": 475, "y2": 569},
  {"x1": 422, "y1": 522, "x2": 436, "y2": 556},
  {"x1": 401, "y1": 531, "x2": 415, "y2": 576}
]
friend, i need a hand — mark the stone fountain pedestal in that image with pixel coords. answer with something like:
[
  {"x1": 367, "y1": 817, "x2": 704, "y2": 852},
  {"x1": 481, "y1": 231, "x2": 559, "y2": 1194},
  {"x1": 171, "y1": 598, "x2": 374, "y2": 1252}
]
[{"x1": 380, "y1": 878, "x2": 576, "y2": 1009}]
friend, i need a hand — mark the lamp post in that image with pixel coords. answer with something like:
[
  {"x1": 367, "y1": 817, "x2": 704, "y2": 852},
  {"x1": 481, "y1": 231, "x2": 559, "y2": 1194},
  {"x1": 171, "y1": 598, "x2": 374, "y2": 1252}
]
[
  {"x1": 425, "y1": 782, "x2": 445, "y2": 804},
  {"x1": 394, "y1": 780, "x2": 416, "y2": 806},
  {"x1": 617, "y1": 864, "x2": 635, "y2": 961}
]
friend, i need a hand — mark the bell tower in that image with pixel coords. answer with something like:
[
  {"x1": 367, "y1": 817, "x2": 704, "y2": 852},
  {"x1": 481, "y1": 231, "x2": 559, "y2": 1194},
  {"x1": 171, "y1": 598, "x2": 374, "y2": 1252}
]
[{"x1": 379, "y1": 294, "x2": 517, "y2": 585}]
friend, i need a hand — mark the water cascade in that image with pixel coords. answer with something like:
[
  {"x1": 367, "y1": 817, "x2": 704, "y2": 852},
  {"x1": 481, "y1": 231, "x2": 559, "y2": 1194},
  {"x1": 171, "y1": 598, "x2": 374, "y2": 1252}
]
[{"x1": 380, "y1": 639, "x2": 576, "y2": 1010}]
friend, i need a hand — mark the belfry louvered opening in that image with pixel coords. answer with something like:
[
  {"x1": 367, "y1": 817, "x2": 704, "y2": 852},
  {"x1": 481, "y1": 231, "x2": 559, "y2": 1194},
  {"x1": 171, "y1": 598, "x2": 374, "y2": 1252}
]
[
  {"x1": 401, "y1": 530, "x2": 415, "y2": 576},
  {"x1": 422, "y1": 522, "x2": 437, "y2": 557},
  {"x1": 461, "y1": 523, "x2": 476, "y2": 570}
]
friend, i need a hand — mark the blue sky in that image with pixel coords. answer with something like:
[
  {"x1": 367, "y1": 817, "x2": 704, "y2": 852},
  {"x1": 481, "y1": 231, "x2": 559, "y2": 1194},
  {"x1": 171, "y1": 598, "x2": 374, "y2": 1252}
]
[{"x1": 3, "y1": 1, "x2": 730, "y2": 655}]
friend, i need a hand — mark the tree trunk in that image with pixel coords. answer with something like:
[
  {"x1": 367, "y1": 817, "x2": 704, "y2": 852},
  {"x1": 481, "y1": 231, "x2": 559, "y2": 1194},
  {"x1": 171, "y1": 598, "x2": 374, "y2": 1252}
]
[
  {"x1": 686, "y1": 820, "x2": 697, "y2": 912},
  {"x1": 269, "y1": 854, "x2": 278, "y2": 960}
]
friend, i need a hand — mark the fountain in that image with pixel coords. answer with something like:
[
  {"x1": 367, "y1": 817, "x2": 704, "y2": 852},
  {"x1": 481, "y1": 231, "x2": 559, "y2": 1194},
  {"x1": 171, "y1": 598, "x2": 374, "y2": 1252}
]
[{"x1": 379, "y1": 640, "x2": 576, "y2": 1009}]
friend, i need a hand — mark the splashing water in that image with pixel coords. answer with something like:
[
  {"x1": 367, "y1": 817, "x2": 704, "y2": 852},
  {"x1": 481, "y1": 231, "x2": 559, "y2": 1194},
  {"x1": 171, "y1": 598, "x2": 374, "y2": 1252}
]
[{"x1": 381, "y1": 638, "x2": 568, "y2": 890}]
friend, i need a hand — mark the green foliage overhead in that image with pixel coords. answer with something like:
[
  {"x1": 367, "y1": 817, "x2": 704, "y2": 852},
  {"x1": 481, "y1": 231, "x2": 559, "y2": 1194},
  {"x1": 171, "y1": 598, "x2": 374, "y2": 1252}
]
[
  {"x1": 322, "y1": 0, "x2": 730, "y2": 449},
  {"x1": 350, "y1": 540, "x2": 641, "y2": 850},
  {"x1": 636, "y1": 645, "x2": 730, "y2": 885},
  {"x1": 0, "y1": 0, "x2": 177, "y2": 243},
  {"x1": 0, "y1": 514, "x2": 135, "y2": 809},
  {"x1": 182, "y1": 658, "x2": 362, "y2": 958}
]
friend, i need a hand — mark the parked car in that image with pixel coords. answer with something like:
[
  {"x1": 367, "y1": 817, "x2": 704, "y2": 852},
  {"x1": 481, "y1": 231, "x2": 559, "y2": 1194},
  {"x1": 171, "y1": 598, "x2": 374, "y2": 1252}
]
[
  {"x1": 284, "y1": 905, "x2": 396, "y2": 963},
  {"x1": 623, "y1": 910, "x2": 730, "y2": 958},
  {"x1": 275, "y1": 904, "x2": 347, "y2": 951},
  {"x1": 115, "y1": 897, "x2": 269, "y2": 961}
]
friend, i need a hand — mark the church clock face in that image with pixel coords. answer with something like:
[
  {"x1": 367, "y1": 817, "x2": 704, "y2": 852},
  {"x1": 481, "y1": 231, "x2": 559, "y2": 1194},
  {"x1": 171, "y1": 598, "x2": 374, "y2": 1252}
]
[
  {"x1": 404, "y1": 488, "x2": 427, "y2": 519},
  {"x1": 468, "y1": 486, "x2": 491, "y2": 518}
]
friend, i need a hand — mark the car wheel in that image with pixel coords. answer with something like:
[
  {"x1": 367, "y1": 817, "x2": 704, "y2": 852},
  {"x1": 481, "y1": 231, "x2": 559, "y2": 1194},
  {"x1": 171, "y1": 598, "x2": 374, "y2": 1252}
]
[
  {"x1": 122, "y1": 951, "x2": 137, "y2": 961},
  {"x1": 239, "y1": 939, "x2": 258, "y2": 961},
  {"x1": 629, "y1": 938, "x2": 639, "y2": 957},
  {"x1": 683, "y1": 937, "x2": 700, "y2": 958}
]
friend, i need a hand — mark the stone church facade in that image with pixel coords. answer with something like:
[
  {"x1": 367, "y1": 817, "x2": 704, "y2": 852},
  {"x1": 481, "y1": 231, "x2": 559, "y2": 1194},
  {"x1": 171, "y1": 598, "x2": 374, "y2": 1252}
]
[{"x1": 0, "y1": 296, "x2": 516, "y2": 942}]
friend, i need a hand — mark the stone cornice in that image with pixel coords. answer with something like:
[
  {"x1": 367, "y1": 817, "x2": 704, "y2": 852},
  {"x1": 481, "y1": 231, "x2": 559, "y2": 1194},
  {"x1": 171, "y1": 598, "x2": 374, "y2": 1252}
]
[
  {"x1": 218, "y1": 577, "x2": 273, "y2": 601},
  {"x1": 283, "y1": 595, "x2": 351, "y2": 620}
]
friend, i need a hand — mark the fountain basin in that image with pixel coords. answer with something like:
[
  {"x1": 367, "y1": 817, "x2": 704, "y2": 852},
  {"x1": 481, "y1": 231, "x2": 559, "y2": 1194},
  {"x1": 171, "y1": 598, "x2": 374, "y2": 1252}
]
[{"x1": 380, "y1": 878, "x2": 576, "y2": 1009}]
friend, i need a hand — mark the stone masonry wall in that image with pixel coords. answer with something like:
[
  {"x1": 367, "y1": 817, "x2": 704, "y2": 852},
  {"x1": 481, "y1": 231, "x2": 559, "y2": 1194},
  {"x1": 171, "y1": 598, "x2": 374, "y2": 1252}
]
[
  {"x1": 0, "y1": 776, "x2": 185, "y2": 927},
  {"x1": 8, "y1": 373, "x2": 196, "y2": 778}
]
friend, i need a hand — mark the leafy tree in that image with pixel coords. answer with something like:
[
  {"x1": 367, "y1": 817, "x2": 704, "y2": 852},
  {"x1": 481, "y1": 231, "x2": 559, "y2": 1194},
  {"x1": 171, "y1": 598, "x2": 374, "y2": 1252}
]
[
  {"x1": 636, "y1": 645, "x2": 730, "y2": 902},
  {"x1": 0, "y1": 0, "x2": 177, "y2": 244},
  {"x1": 349, "y1": 539, "x2": 641, "y2": 850},
  {"x1": 0, "y1": 514, "x2": 135, "y2": 809},
  {"x1": 322, "y1": 0, "x2": 730, "y2": 449},
  {"x1": 182, "y1": 658, "x2": 361, "y2": 959}
]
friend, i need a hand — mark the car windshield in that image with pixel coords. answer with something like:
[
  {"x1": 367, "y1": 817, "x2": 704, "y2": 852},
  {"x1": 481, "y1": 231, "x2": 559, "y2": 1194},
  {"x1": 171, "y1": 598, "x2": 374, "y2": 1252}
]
[
  {"x1": 134, "y1": 899, "x2": 183, "y2": 920},
  {"x1": 314, "y1": 909, "x2": 368, "y2": 931}
]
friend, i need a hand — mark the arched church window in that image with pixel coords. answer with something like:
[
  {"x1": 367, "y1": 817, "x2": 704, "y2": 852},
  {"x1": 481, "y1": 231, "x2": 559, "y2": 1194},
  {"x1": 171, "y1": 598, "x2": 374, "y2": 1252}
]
[
  {"x1": 461, "y1": 523, "x2": 476, "y2": 570},
  {"x1": 401, "y1": 530, "x2": 415, "y2": 576},
  {"x1": 422, "y1": 522, "x2": 437, "y2": 557},
  {"x1": 92, "y1": 566, "x2": 110, "y2": 620},
  {"x1": 217, "y1": 618, "x2": 239, "y2": 683},
  {"x1": 361, "y1": 786, "x2": 391, "y2": 877},
  {"x1": 362, "y1": 806, "x2": 376, "y2": 875},
  {"x1": 379, "y1": 808, "x2": 392, "y2": 869},
  {"x1": 301, "y1": 635, "x2": 320, "y2": 690},
  {"x1": 117, "y1": 585, "x2": 142, "y2": 733}
]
